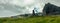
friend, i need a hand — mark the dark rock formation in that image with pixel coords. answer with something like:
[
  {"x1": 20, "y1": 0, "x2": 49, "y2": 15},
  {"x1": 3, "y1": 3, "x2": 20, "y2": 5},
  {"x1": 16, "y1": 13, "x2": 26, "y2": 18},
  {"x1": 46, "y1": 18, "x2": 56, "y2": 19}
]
[
  {"x1": 32, "y1": 10, "x2": 35, "y2": 15},
  {"x1": 32, "y1": 9, "x2": 42, "y2": 16},
  {"x1": 43, "y1": 3, "x2": 60, "y2": 15}
]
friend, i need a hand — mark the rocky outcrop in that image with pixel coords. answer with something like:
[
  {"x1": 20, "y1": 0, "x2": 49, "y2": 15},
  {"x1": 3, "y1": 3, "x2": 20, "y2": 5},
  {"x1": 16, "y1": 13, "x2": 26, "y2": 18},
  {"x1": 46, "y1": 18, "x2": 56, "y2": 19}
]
[{"x1": 43, "y1": 3, "x2": 60, "y2": 15}]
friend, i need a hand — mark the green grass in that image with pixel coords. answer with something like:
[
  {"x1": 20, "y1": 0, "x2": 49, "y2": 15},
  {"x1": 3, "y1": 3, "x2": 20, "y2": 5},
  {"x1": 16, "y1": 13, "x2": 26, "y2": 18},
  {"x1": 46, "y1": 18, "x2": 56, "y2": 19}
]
[{"x1": 0, "y1": 16, "x2": 60, "y2": 23}]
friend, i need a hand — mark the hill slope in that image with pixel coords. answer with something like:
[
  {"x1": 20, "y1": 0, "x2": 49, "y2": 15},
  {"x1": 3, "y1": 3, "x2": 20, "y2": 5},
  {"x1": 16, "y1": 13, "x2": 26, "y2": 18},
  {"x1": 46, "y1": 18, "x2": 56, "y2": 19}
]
[{"x1": 0, "y1": 15, "x2": 60, "y2": 23}]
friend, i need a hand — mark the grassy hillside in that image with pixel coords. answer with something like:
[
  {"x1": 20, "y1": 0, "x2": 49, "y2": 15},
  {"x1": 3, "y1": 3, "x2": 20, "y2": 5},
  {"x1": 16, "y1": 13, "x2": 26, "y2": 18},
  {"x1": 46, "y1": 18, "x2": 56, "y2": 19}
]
[{"x1": 0, "y1": 16, "x2": 60, "y2": 23}]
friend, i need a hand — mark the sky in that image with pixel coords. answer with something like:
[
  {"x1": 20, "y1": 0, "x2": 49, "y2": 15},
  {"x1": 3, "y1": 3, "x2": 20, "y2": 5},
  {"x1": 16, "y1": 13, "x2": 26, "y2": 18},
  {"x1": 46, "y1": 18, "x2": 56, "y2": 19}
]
[{"x1": 0, "y1": 0, "x2": 60, "y2": 17}]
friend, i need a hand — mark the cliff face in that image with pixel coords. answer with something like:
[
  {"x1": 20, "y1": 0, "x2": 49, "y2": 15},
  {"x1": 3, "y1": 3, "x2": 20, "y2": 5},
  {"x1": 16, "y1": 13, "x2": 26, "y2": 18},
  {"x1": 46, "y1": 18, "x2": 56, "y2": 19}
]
[{"x1": 43, "y1": 3, "x2": 60, "y2": 15}]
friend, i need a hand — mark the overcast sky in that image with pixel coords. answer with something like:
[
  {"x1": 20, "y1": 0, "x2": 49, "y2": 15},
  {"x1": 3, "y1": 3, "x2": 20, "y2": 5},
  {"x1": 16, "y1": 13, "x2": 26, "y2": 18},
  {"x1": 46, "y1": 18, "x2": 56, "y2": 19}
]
[{"x1": 0, "y1": 0, "x2": 60, "y2": 17}]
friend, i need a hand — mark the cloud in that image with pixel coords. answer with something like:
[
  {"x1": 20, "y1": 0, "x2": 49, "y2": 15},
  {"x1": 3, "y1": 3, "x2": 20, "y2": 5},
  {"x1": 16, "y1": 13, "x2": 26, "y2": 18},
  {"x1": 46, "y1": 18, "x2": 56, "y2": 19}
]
[{"x1": 0, "y1": 0, "x2": 60, "y2": 17}]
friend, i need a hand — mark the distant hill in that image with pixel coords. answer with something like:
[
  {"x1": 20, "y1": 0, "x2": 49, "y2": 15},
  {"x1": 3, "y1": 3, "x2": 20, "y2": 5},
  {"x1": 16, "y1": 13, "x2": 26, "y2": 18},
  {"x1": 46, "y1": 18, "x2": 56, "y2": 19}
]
[{"x1": 10, "y1": 12, "x2": 43, "y2": 18}]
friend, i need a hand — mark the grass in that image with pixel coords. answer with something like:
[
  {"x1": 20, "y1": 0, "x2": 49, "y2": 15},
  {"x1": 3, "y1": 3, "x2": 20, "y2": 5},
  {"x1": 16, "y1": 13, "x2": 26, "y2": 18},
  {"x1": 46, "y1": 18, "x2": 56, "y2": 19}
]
[{"x1": 0, "y1": 15, "x2": 60, "y2": 23}]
